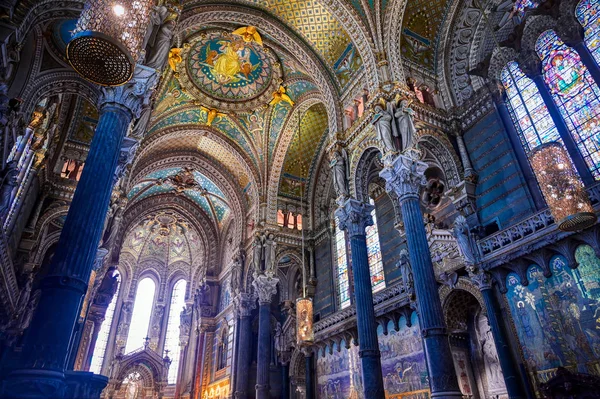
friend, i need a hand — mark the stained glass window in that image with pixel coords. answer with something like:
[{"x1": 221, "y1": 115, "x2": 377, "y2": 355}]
[
  {"x1": 536, "y1": 30, "x2": 600, "y2": 179},
  {"x1": 501, "y1": 61, "x2": 563, "y2": 152},
  {"x1": 164, "y1": 279, "x2": 187, "y2": 384},
  {"x1": 124, "y1": 277, "x2": 156, "y2": 354},
  {"x1": 366, "y1": 198, "x2": 385, "y2": 293},
  {"x1": 335, "y1": 217, "x2": 351, "y2": 309},
  {"x1": 576, "y1": 0, "x2": 600, "y2": 65},
  {"x1": 89, "y1": 270, "x2": 121, "y2": 374}
]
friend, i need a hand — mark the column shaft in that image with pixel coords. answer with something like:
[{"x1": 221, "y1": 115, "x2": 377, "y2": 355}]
[
  {"x1": 480, "y1": 287, "x2": 525, "y2": 398},
  {"x1": 256, "y1": 303, "x2": 271, "y2": 399},
  {"x1": 336, "y1": 199, "x2": 385, "y2": 397},
  {"x1": 400, "y1": 197, "x2": 461, "y2": 398},
  {"x1": 192, "y1": 329, "x2": 206, "y2": 399},
  {"x1": 305, "y1": 354, "x2": 314, "y2": 399},
  {"x1": 281, "y1": 363, "x2": 290, "y2": 399},
  {"x1": 234, "y1": 315, "x2": 252, "y2": 398}
]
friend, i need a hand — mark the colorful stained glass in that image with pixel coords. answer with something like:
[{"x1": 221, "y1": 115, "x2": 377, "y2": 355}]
[
  {"x1": 576, "y1": 0, "x2": 600, "y2": 65},
  {"x1": 89, "y1": 271, "x2": 121, "y2": 374},
  {"x1": 366, "y1": 198, "x2": 385, "y2": 293},
  {"x1": 536, "y1": 30, "x2": 600, "y2": 179},
  {"x1": 164, "y1": 279, "x2": 187, "y2": 384},
  {"x1": 335, "y1": 217, "x2": 351, "y2": 309},
  {"x1": 514, "y1": 0, "x2": 539, "y2": 13},
  {"x1": 501, "y1": 61, "x2": 562, "y2": 152}
]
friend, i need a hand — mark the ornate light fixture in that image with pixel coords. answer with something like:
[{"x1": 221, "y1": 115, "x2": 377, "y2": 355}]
[
  {"x1": 296, "y1": 297, "x2": 314, "y2": 344},
  {"x1": 67, "y1": 0, "x2": 154, "y2": 86},
  {"x1": 530, "y1": 142, "x2": 596, "y2": 231}
]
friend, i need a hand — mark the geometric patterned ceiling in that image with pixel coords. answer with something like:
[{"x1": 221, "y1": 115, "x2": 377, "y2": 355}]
[
  {"x1": 128, "y1": 167, "x2": 231, "y2": 226},
  {"x1": 401, "y1": 0, "x2": 451, "y2": 71},
  {"x1": 280, "y1": 103, "x2": 328, "y2": 198}
]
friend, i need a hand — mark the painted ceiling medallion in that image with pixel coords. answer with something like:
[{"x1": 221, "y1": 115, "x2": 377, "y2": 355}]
[{"x1": 180, "y1": 29, "x2": 282, "y2": 111}]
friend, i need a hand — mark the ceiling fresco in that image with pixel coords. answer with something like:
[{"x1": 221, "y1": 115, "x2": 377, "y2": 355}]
[
  {"x1": 279, "y1": 103, "x2": 328, "y2": 198},
  {"x1": 128, "y1": 167, "x2": 231, "y2": 227},
  {"x1": 122, "y1": 211, "x2": 201, "y2": 267},
  {"x1": 179, "y1": 30, "x2": 282, "y2": 111}
]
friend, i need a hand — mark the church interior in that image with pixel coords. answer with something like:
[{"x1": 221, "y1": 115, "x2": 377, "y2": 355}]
[{"x1": 0, "y1": 0, "x2": 600, "y2": 398}]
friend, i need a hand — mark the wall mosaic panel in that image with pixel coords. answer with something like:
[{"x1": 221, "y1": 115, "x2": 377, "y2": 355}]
[{"x1": 506, "y1": 248, "x2": 600, "y2": 383}]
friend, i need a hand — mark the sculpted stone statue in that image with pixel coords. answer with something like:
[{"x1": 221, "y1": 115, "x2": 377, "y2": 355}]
[
  {"x1": 452, "y1": 215, "x2": 476, "y2": 265},
  {"x1": 252, "y1": 232, "x2": 265, "y2": 275},
  {"x1": 0, "y1": 160, "x2": 18, "y2": 220},
  {"x1": 372, "y1": 103, "x2": 397, "y2": 154},
  {"x1": 329, "y1": 145, "x2": 349, "y2": 199},
  {"x1": 19, "y1": 289, "x2": 41, "y2": 330},
  {"x1": 144, "y1": 1, "x2": 180, "y2": 70},
  {"x1": 179, "y1": 305, "x2": 193, "y2": 337},
  {"x1": 398, "y1": 249, "x2": 414, "y2": 299},
  {"x1": 264, "y1": 233, "x2": 277, "y2": 276},
  {"x1": 395, "y1": 99, "x2": 417, "y2": 152},
  {"x1": 196, "y1": 280, "x2": 211, "y2": 306},
  {"x1": 101, "y1": 195, "x2": 127, "y2": 249}
]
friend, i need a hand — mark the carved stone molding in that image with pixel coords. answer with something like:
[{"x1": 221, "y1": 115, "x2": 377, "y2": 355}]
[
  {"x1": 334, "y1": 198, "x2": 374, "y2": 238},
  {"x1": 379, "y1": 154, "x2": 428, "y2": 200},
  {"x1": 252, "y1": 274, "x2": 279, "y2": 305}
]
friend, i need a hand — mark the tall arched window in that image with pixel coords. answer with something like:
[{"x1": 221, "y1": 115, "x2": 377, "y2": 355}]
[
  {"x1": 216, "y1": 326, "x2": 229, "y2": 370},
  {"x1": 366, "y1": 198, "x2": 385, "y2": 293},
  {"x1": 164, "y1": 279, "x2": 187, "y2": 384},
  {"x1": 536, "y1": 29, "x2": 600, "y2": 178},
  {"x1": 501, "y1": 61, "x2": 563, "y2": 152},
  {"x1": 124, "y1": 277, "x2": 156, "y2": 354},
  {"x1": 334, "y1": 216, "x2": 351, "y2": 309},
  {"x1": 576, "y1": 0, "x2": 600, "y2": 64},
  {"x1": 89, "y1": 270, "x2": 121, "y2": 374}
]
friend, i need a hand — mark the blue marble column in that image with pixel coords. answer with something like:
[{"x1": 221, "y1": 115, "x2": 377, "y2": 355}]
[
  {"x1": 470, "y1": 270, "x2": 525, "y2": 399},
  {"x1": 281, "y1": 361, "x2": 290, "y2": 399},
  {"x1": 523, "y1": 61, "x2": 595, "y2": 185},
  {"x1": 335, "y1": 198, "x2": 385, "y2": 397},
  {"x1": 304, "y1": 350, "x2": 315, "y2": 399},
  {"x1": 1, "y1": 65, "x2": 157, "y2": 399},
  {"x1": 234, "y1": 293, "x2": 257, "y2": 399},
  {"x1": 380, "y1": 155, "x2": 462, "y2": 399},
  {"x1": 252, "y1": 274, "x2": 278, "y2": 399}
]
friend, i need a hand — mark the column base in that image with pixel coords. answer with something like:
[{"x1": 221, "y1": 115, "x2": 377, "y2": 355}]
[
  {"x1": 1, "y1": 369, "x2": 108, "y2": 399},
  {"x1": 233, "y1": 390, "x2": 247, "y2": 399},
  {"x1": 429, "y1": 391, "x2": 464, "y2": 399}
]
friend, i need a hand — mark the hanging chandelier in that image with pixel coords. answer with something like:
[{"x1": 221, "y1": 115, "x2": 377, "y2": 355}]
[
  {"x1": 529, "y1": 142, "x2": 597, "y2": 231},
  {"x1": 66, "y1": 0, "x2": 154, "y2": 86},
  {"x1": 296, "y1": 297, "x2": 314, "y2": 344}
]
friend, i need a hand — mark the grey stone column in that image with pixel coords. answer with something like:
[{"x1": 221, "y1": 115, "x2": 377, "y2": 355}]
[
  {"x1": 335, "y1": 198, "x2": 385, "y2": 397},
  {"x1": 380, "y1": 154, "x2": 462, "y2": 399},
  {"x1": 252, "y1": 274, "x2": 278, "y2": 399},
  {"x1": 233, "y1": 293, "x2": 257, "y2": 399}
]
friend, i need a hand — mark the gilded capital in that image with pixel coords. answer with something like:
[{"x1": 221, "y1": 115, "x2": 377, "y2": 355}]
[
  {"x1": 335, "y1": 198, "x2": 374, "y2": 238},
  {"x1": 379, "y1": 154, "x2": 427, "y2": 200}
]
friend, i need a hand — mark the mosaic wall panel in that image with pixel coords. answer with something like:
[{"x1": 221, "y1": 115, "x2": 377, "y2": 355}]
[
  {"x1": 317, "y1": 312, "x2": 429, "y2": 398},
  {"x1": 506, "y1": 248, "x2": 600, "y2": 383}
]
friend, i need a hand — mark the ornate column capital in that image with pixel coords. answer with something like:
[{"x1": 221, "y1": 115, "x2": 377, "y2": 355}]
[
  {"x1": 233, "y1": 292, "x2": 257, "y2": 318},
  {"x1": 334, "y1": 198, "x2": 374, "y2": 238},
  {"x1": 252, "y1": 274, "x2": 279, "y2": 305},
  {"x1": 98, "y1": 64, "x2": 158, "y2": 118},
  {"x1": 468, "y1": 267, "x2": 494, "y2": 291},
  {"x1": 379, "y1": 154, "x2": 427, "y2": 200}
]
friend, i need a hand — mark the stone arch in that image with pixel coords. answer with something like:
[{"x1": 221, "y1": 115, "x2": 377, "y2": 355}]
[
  {"x1": 268, "y1": 96, "x2": 326, "y2": 224},
  {"x1": 521, "y1": 15, "x2": 559, "y2": 57},
  {"x1": 488, "y1": 47, "x2": 519, "y2": 83},
  {"x1": 439, "y1": 277, "x2": 487, "y2": 317},
  {"x1": 416, "y1": 129, "x2": 463, "y2": 187}
]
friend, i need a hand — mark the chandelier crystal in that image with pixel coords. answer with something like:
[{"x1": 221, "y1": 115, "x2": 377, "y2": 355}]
[
  {"x1": 67, "y1": 0, "x2": 154, "y2": 86},
  {"x1": 529, "y1": 142, "x2": 597, "y2": 231},
  {"x1": 296, "y1": 297, "x2": 314, "y2": 344}
]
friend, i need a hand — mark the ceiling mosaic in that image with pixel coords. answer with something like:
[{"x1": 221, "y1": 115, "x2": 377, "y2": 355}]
[
  {"x1": 401, "y1": 0, "x2": 451, "y2": 71},
  {"x1": 243, "y1": 0, "x2": 354, "y2": 70},
  {"x1": 122, "y1": 212, "x2": 201, "y2": 267},
  {"x1": 178, "y1": 30, "x2": 282, "y2": 111},
  {"x1": 128, "y1": 167, "x2": 231, "y2": 227},
  {"x1": 67, "y1": 97, "x2": 98, "y2": 145},
  {"x1": 279, "y1": 103, "x2": 328, "y2": 198}
]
